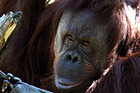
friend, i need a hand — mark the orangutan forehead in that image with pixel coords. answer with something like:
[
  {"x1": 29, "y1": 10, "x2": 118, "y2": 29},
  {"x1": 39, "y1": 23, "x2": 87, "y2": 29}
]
[
  {"x1": 59, "y1": 9, "x2": 96, "y2": 33},
  {"x1": 58, "y1": 9, "x2": 107, "y2": 36}
]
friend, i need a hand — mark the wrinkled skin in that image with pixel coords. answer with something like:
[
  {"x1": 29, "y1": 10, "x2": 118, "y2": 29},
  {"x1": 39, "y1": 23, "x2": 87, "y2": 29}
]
[{"x1": 53, "y1": 9, "x2": 110, "y2": 92}]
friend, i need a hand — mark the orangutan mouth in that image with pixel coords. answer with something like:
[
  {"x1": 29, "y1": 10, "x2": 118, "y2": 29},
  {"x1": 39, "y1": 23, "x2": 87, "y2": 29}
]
[{"x1": 55, "y1": 79, "x2": 82, "y2": 89}]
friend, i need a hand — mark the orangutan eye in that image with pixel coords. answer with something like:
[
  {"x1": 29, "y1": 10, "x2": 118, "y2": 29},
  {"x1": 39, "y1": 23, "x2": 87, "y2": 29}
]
[
  {"x1": 66, "y1": 34, "x2": 74, "y2": 43},
  {"x1": 82, "y1": 41, "x2": 89, "y2": 48}
]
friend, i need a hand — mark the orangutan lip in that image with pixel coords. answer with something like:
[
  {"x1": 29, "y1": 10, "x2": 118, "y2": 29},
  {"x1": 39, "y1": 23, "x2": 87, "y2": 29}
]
[{"x1": 56, "y1": 80, "x2": 81, "y2": 89}]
